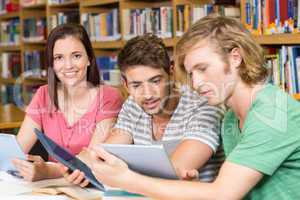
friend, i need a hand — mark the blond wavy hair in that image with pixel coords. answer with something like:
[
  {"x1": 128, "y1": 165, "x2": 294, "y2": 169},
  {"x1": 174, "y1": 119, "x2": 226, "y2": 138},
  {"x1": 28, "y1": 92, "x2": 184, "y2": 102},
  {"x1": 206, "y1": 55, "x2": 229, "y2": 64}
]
[{"x1": 176, "y1": 15, "x2": 268, "y2": 86}]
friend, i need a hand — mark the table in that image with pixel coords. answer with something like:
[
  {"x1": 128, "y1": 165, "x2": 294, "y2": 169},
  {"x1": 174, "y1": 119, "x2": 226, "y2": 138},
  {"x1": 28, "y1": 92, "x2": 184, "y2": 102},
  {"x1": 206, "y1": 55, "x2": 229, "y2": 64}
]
[
  {"x1": 0, "y1": 104, "x2": 25, "y2": 129},
  {"x1": 0, "y1": 170, "x2": 150, "y2": 200}
]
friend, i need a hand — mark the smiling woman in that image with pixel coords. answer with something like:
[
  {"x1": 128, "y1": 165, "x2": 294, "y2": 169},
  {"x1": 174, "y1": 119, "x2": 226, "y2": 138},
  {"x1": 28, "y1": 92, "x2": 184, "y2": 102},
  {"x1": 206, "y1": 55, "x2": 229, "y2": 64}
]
[
  {"x1": 12, "y1": 24, "x2": 124, "y2": 182},
  {"x1": 52, "y1": 36, "x2": 90, "y2": 88}
]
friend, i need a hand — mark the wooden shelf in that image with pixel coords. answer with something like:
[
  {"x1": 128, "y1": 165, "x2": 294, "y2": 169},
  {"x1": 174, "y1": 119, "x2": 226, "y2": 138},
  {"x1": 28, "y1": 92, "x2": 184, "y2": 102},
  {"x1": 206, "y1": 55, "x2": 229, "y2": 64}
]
[
  {"x1": 122, "y1": 0, "x2": 171, "y2": 9},
  {"x1": 0, "y1": 44, "x2": 20, "y2": 51},
  {"x1": 174, "y1": 0, "x2": 211, "y2": 4},
  {"x1": 0, "y1": 78, "x2": 17, "y2": 84},
  {"x1": 0, "y1": 11, "x2": 19, "y2": 20},
  {"x1": 48, "y1": 0, "x2": 79, "y2": 8},
  {"x1": 254, "y1": 34, "x2": 300, "y2": 45},
  {"x1": 80, "y1": 0, "x2": 119, "y2": 7},
  {"x1": 163, "y1": 38, "x2": 175, "y2": 47},
  {"x1": 23, "y1": 76, "x2": 47, "y2": 82},
  {"x1": 22, "y1": 39, "x2": 47, "y2": 45},
  {"x1": 91, "y1": 38, "x2": 174, "y2": 49},
  {"x1": 21, "y1": 2, "x2": 46, "y2": 9},
  {"x1": 293, "y1": 94, "x2": 300, "y2": 101},
  {"x1": 0, "y1": 77, "x2": 47, "y2": 85},
  {"x1": 0, "y1": 104, "x2": 25, "y2": 129},
  {"x1": 91, "y1": 38, "x2": 175, "y2": 49},
  {"x1": 174, "y1": 0, "x2": 191, "y2": 5},
  {"x1": 92, "y1": 40, "x2": 124, "y2": 49}
]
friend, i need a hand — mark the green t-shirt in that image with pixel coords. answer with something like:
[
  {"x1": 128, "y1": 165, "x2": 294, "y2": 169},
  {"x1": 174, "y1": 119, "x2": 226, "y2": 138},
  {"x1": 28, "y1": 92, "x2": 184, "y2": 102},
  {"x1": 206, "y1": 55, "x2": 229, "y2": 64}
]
[{"x1": 222, "y1": 84, "x2": 300, "y2": 200}]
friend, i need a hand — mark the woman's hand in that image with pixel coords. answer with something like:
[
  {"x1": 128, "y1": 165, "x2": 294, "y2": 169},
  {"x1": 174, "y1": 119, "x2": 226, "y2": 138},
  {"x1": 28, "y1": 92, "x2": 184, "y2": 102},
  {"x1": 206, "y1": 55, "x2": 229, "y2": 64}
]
[
  {"x1": 12, "y1": 155, "x2": 49, "y2": 181},
  {"x1": 58, "y1": 164, "x2": 90, "y2": 187}
]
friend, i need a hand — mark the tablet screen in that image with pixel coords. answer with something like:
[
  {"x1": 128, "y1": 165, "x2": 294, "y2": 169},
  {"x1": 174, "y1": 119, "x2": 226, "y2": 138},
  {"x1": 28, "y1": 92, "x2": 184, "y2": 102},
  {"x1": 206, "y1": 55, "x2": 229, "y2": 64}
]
[
  {"x1": 53, "y1": 146, "x2": 74, "y2": 161},
  {"x1": 0, "y1": 134, "x2": 26, "y2": 171}
]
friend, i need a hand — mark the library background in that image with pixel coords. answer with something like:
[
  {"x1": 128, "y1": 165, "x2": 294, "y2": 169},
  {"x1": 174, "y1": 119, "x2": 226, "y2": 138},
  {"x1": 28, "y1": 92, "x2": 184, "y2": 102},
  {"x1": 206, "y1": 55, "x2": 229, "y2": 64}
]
[{"x1": 0, "y1": 0, "x2": 300, "y2": 130}]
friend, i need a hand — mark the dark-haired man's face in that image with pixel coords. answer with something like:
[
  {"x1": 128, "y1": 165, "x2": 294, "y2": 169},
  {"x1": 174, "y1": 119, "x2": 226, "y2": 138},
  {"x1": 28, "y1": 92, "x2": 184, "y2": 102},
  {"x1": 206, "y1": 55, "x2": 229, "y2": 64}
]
[{"x1": 124, "y1": 65, "x2": 171, "y2": 116}]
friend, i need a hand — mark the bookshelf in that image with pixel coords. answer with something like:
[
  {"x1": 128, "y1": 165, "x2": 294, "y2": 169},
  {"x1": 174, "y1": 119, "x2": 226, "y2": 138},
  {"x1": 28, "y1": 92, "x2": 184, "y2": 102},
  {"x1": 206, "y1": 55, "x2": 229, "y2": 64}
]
[
  {"x1": 254, "y1": 34, "x2": 300, "y2": 45},
  {"x1": 47, "y1": 0, "x2": 79, "y2": 32},
  {"x1": 0, "y1": 44, "x2": 20, "y2": 51},
  {"x1": 0, "y1": 0, "x2": 299, "y2": 106},
  {"x1": 0, "y1": 11, "x2": 19, "y2": 20},
  {"x1": 19, "y1": 1, "x2": 46, "y2": 103},
  {"x1": 0, "y1": 1, "x2": 20, "y2": 105},
  {"x1": 80, "y1": 0, "x2": 119, "y2": 7},
  {"x1": 0, "y1": 77, "x2": 16, "y2": 84}
]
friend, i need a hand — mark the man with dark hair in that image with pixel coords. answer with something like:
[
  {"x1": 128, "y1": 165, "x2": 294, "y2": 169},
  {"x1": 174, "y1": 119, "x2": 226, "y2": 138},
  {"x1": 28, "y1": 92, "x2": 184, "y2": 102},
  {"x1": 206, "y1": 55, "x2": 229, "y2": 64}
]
[{"x1": 104, "y1": 33, "x2": 224, "y2": 181}]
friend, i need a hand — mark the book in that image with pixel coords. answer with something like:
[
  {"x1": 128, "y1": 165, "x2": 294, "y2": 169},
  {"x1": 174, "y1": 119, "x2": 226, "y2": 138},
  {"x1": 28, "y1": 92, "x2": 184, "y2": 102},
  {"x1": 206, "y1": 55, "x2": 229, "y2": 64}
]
[{"x1": 81, "y1": 9, "x2": 121, "y2": 42}]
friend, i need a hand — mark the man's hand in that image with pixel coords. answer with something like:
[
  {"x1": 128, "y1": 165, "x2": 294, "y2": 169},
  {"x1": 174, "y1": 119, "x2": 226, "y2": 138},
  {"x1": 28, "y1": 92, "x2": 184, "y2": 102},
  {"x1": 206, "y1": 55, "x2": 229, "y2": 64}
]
[
  {"x1": 90, "y1": 146, "x2": 132, "y2": 188},
  {"x1": 178, "y1": 169, "x2": 199, "y2": 181}
]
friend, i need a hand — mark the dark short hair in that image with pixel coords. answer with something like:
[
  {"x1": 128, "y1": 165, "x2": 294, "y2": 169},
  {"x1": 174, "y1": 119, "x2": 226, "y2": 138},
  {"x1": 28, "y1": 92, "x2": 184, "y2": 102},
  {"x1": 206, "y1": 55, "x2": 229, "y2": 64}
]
[
  {"x1": 118, "y1": 33, "x2": 171, "y2": 77},
  {"x1": 45, "y1": 23, "x2": 100, "y2": 110}
]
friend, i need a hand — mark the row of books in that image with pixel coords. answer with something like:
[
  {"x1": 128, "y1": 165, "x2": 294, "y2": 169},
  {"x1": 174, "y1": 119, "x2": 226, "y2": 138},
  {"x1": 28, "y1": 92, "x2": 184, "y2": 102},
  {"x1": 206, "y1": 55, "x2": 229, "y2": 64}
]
[
  {"x1": 0, "y1": 84, "x2": 39, "y2": 106},
  {"x1": 244, "y1": 0, "x2": 299, "y2": 35},
  {"x1": 96, "y1": 55, "x2": 120, "y2": 86},
  {"x1": 24, "y1": 50, "x2": 46, "y2": 78},
  {"x1": 0, "y1": 0, "x2": 19, "y2": 15},
  {"x1": 48, "y1": 10, "x2": 79, "y2": 31},
  {"x1": 48, "y1": 0, "x2": 73, "y2": 5},
  {"x1": 1, "y1": 85, "x2": 14, "y2": 104},
  {"x1": 81, "y1": 9, "x2": 121, "y2": 42},
  {"x1": 0, "y1": 18, "x2": 19, "y2": 45},
  {"x1": 23, "y1": 17, "x2": 46, "y2": 42},
  {"x1": 1, "y1": 52, "x2": 21, "y2": 78},
  {"x1": 122, "y1": 7, "x2": 173, "y2": 40},
  {"x1": 267, "y1": 46, "x2": 300, "y2": 95},
  {"x1": 176, "y1": 4, "x2": 240, "y2": 37}
]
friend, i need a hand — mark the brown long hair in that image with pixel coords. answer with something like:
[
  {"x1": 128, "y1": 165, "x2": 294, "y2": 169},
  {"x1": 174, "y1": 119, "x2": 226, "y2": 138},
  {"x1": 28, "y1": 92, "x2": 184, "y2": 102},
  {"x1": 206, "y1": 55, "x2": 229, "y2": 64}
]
[{"x1": 45, "y1": 24, "x2": 100, "y2": 110}]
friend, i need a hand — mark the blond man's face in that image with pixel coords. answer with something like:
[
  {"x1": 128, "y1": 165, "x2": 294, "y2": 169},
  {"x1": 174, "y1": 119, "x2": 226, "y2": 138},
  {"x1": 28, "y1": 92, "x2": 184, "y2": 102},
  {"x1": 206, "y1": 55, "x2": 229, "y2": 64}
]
[{"x1": 184, "y1": 44, "x2": 239, "y2": 106}]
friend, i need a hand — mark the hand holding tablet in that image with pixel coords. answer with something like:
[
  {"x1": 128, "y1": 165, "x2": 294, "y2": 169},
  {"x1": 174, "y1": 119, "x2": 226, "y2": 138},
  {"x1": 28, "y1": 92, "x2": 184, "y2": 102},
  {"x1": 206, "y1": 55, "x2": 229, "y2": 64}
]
[
  {"x1": 34, "y1": 128, "x2": 106, "y2": 191},
  {"x1": 0, "y1": 133, "x2": 26, "y2": 172}
]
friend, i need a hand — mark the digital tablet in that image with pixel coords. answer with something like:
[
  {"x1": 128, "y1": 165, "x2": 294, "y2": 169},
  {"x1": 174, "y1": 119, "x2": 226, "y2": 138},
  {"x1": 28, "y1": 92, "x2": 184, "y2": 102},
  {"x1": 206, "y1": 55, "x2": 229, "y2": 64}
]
[
  {"x1": 0, "y1": 133, "x2": 26, "y2": 171},
  {"x1": 101, "y1": 144, "x2": 178, "y2": 179},
  {"x1": 34, "y1": 128, "x2": 106, "y2": 191}
]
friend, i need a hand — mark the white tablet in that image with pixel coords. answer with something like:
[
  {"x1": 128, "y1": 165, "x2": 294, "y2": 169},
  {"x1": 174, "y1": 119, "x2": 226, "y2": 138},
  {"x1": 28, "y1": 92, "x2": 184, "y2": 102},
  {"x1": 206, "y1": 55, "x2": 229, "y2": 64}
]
[
  {"x1": 0, "y1": 133, "x2": 26, "y2": 171},
  {"x1": 101, "y1": 144, "x2": 178, "y2": 179}
]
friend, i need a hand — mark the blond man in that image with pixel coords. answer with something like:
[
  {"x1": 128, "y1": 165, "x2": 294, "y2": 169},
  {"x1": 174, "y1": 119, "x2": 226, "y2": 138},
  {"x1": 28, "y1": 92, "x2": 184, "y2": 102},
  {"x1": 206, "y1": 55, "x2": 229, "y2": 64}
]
[{"x1": 85, "y1": 15, "x2": 300, "y2": 200}]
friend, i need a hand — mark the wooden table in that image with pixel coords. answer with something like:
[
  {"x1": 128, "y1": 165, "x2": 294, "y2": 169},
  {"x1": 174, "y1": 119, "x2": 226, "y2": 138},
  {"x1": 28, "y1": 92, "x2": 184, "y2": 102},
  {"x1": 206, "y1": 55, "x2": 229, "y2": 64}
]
[{"x1": 0, "y1": 104, "x2": 25, "y2": 129}]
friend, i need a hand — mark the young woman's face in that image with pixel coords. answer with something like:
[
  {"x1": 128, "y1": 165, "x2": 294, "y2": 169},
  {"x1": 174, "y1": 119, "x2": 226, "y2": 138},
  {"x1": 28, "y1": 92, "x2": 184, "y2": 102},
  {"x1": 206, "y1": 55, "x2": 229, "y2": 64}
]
[{"x1": 53, "y1": 36, "x2": 90, "y2": 87}]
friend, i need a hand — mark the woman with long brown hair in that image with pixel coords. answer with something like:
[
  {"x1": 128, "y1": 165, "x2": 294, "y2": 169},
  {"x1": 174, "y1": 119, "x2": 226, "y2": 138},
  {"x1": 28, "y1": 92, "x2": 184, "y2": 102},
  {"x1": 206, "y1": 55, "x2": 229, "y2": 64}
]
[{"x1": 12, "y1": 24, "x2": 123, "y2": 181}]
